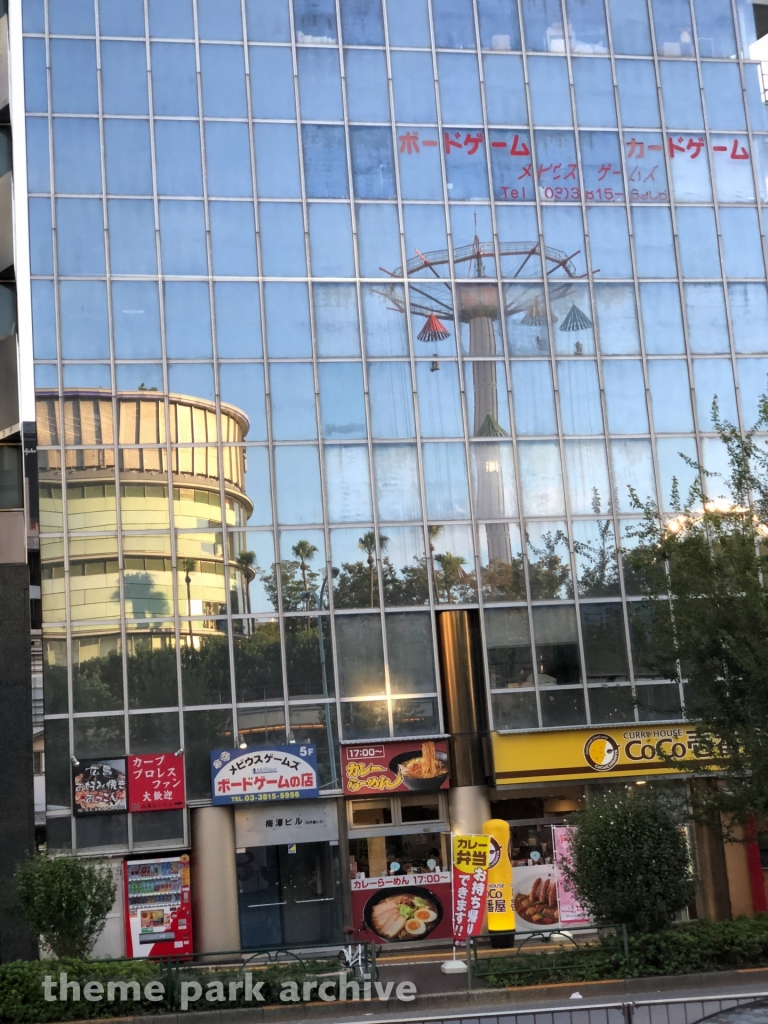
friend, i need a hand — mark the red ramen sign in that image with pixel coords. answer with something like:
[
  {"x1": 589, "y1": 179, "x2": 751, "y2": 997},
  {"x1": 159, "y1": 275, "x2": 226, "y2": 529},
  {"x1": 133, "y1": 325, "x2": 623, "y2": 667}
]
[{"x1": 341, "y1": 739, "x2": 450, "y2": 797}]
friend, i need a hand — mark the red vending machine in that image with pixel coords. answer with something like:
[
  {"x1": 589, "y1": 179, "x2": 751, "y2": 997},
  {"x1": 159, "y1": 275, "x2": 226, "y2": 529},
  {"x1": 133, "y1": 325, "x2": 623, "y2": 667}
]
[{"x1": 124, "y1": 854, "x2": 193, "y2": 958}]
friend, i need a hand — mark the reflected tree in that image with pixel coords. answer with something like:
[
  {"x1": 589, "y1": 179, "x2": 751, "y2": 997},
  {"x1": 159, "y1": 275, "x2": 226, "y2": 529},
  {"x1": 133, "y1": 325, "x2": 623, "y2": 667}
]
[
  {"x1": 233, "y1": 550, "x2": 256, "y2": 614},
  {"x1": 358, "y1": 530, "x2": 389, "y2": 608},
  {"x1": 73, "y1": 650, "x2": 124, "y2": 712},
  {"x1": 574, "y1": 490, "x2": 621, "y2": 598},
  {"x1": 527, "y1": 529, "x2": 574, "y2": 599},
  {"x1": 433, "y1": 551, "x2": 477, "y2": 603},
  {"x1": 292, "y1": 540, "x2": 318, "y2": 611},
  {"x1": 481, "y1": 554, "x2": 527, "y2": 601},
  {"x1": 234, "y1": 620, "x2": 283, "y2": 702},
  {"x1": 127, "y1": 638, "x2": 178, "y2": 709}
]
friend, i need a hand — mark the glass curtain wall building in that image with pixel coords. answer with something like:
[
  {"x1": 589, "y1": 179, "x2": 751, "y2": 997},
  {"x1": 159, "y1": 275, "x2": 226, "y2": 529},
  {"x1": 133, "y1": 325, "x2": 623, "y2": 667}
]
[{"x1": 16, "y1": 0, "x2": 768, "y2": 937}]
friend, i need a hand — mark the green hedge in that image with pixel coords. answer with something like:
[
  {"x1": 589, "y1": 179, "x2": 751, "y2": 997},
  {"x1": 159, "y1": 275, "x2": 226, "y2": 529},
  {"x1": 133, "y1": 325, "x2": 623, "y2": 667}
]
[
  {"x1": 0, "y1": 957, "x2": 341, "y2": 1023},
  {"x1": 483, "y1": 915, "x2": 768, "y2": 987}
]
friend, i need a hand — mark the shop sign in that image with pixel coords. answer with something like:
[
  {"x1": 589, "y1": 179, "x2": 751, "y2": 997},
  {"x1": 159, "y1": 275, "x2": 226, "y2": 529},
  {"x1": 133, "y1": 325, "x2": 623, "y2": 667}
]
[
  {"x1": 513, "y1": 826, "x2": 590, "y2": 931},
  {"x1": 127, "y1": 753, "x2": 185, "y2": 812},
  {"x1": 452, "y1": 834, "x2": 491, "y2": 943},
  {"x1": 124, "y1": 855, "x2": 192, "y2": 958},
  {"x1": 72, "y1": 757, "x2": 127, "y2": 815},
  {"x1": 483, "y1": 819, "x2": 515, "y2": 935},
  {"x1": 351, "y1": 872, "x2": 452, "y2": 943},
  {"x1": 493, "y1": 726, "x2": 712, "y2": 786},
  {"x1": 211, "y1": 744, "x2": 318, "y2": 804},
  {"x1": 552, "y1": 826, "x2": 589, "y2": 925},
  {"x1": 341, "y1": 739, "x2": 450, "y2": 796},
  {"x1": 235, "y1": 798, "x2": 338, "y2": 847}
]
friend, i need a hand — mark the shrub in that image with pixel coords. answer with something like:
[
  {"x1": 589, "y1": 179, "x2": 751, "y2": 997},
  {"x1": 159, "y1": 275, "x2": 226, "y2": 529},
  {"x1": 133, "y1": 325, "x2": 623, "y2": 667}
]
[
  {"x1": 15, "y1": 857, "x2": 116, "y2": 959},
  {"x1": 564, "y1": 788, "x2": 696, "y2": 933}
]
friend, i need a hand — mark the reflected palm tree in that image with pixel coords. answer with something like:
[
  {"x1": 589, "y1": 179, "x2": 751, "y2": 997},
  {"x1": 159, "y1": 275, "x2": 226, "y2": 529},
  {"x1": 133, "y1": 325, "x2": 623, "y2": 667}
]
[
  {"x1": 358, "y1": 530, "x2": 389, "y2": 608},
  {"x1": 292, "y1": 539, "x2": 318, "y2": 614},
  {"x1": 434, "y1": 551, "x2": 469, "y2": 604},
  {"x1": 234, "y1": 550, "x2": 256, "y2": 615}
]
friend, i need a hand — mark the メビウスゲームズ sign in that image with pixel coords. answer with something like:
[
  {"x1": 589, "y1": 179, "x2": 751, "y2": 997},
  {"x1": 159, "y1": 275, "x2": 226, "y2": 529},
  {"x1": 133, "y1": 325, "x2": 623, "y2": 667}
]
[{"x1": 211, "y1": 744, "x2": 318, "y2": 804}]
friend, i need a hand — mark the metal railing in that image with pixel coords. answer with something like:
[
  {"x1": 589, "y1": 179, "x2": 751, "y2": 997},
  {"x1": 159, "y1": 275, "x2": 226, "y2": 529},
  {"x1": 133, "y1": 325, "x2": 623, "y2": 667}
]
[{"x1": 344, "y1": 992, "x2": 768, "y2": 1024}]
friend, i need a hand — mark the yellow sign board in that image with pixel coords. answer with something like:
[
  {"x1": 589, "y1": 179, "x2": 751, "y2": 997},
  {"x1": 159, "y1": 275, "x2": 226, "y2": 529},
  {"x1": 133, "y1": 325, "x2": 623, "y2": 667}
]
[
  {"x1": 493, "y1": 725, "x2": 712, "y2": 786},
  {"x1": 482, "y1": 819, "x2": 515, "y2": 936}
]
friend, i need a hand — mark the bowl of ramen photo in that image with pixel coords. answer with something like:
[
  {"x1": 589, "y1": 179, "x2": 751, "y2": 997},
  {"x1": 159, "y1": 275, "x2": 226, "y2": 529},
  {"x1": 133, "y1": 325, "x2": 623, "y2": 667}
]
[
  {"x1": 388, "y1": 742, "x2": 449, "y2": 791},
  {"x1": 363, "y1": 887, "x2": 443, "y2": 942},
  {"x1": 513, "y1": 873, "x2": 559, "y2": 927}
]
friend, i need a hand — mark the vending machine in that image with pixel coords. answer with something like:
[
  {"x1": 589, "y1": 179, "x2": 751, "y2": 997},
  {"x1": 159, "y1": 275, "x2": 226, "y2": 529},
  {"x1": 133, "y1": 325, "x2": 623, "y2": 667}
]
[{"x1": 124, "y1": 854, "x2": 193, "y2": 958}]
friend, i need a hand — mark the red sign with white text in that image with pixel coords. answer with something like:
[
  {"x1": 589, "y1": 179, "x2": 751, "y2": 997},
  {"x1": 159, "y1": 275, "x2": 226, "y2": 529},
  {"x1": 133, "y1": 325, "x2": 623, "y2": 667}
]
[
  {"x1": 452, "y1": 835, "x2": 491, "y2": 943},
  {"x1": 127, "y1": 753, "x2": 185, "y2": 812}
]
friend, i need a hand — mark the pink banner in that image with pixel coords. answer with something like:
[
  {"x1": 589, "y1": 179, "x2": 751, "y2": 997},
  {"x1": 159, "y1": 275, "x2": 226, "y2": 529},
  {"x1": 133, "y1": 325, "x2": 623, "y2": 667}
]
[{"x1": 552, "y1": 826, "x2": 590, "y2": 925}]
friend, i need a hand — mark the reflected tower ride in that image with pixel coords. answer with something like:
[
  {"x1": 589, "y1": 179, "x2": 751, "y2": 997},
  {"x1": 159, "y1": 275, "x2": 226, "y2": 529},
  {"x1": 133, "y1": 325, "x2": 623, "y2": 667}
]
[{"x1": 382, "y1": 236, "x2": 589, "y2": 564}]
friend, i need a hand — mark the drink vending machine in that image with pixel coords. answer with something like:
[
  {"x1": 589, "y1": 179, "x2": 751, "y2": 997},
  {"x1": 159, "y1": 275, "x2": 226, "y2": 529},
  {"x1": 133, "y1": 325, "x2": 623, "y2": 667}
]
[{"x1": 124, "y1": 854, "x2": 193, "y2": 957}]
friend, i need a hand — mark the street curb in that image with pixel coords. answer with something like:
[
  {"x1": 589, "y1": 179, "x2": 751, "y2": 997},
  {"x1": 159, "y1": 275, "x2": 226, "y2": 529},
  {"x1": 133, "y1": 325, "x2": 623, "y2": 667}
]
[{"x1": 55, "y1": 966, "x2": 768, "y2": 1024}]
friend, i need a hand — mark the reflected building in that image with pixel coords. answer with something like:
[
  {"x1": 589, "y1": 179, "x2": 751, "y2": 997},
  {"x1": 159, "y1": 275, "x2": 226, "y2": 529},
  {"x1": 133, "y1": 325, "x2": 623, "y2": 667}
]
[{"x1": 17, "y1": 0, "x2": 768, "y2": 953}]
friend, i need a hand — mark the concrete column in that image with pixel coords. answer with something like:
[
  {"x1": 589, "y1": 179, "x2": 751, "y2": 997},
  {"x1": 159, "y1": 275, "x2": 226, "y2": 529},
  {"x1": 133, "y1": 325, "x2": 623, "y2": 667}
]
[
  {"x1": 448, "y1": 785, "x2": 492, "y2": 836},
  {"x1": 191, "y1": 805, "x2": 240, "y2": 953},
  {"x1": 693, "y1": 821, "x2": 732, "y2": 921}
]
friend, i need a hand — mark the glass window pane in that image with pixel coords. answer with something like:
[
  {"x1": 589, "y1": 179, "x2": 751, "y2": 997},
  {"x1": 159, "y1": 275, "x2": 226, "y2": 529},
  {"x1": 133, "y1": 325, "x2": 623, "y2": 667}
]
[
  {"x1": 149, "y1": 0, "x2": 194, "y2": 37},
  {"x1": 214, "y1": 283, "x2": 262, "y2": 358},
  {"x1": 485, "y1": 609, "x2": 533, "y2": 689},
  {"x1": 677, "y1": 208, "x2": 720, "y2": 278},
  {"x1": 308, "y1": 204, "x2": 354, "y2": 275},
  {"x1": 640, "y1": 283, "x2": 685, "y2": 354},
  {"x1": 198, "y1": 0, "x2": 243, "y2": 39},
  {"x1": 156, "y1": 120, "x2": 203, "y2": 196},
  {"x1": 209, "y1": 201, "x2": 258, "y2": 277},
  {"x1": 720, "y1": 208, "x2": 765, "y2": 278},
  {"x1": 51, "y1": 40, "x2": 98, "y2": 114},
  {"x1": 205, "y1": 122, "x2": 253, "y2": 198},
  {"x1": 108, "y1": 199, "x2": 157, "y2": 275},
  {"x1": 368, "y1": 363, "x2": 414, "y2": 439},
  {"x1": 102, "y1": 41, "x2": 148, "y2": 115},
  {"x1": 336, "y1": 614, "x2": 385, "y2": 696},
  {"x1": 518, "y1": 441, "x2": 565, "y2": 516},
  {"x1": 657, "y1": 436, "x2": 699, "y2": 510},
  {"x1": 294, "y1": 0, "x2": 337, "y2": 42},
  {"x1": 318, "y1": 363, "x2": 366, "y2": 439},
  {"x1": 270, "y1": 363, "x2": 316, "y2": 440},
  {"x1": 56, "y1": 198, "x2": 105, "y2": 276},
  {"x1": 532, "y1": 605, "x2": 582, "y2": 684},
  {"x1": 566, "y1": 0, "x2": 610, "y2": 53},
  {"x1": 431, "y1": 523, "x2": 477, "y2": 603},
  {"x1": 345, "y1": 49, "x2": 390, "y2": 122},
  {"x1": 580, "y1": 603, "x2": 629, "y2": 683},
  {"x1": 558, "y1": 361, "x2": 603, "y2": 434},
  {"x1": 386, "y1": 612, "x2": 435, "y2": 694},
  {"x1": 528, "y1": 57, "x2": 572, "y2": 126},
  {"x1": 615, "y1": 59, "x2": 660, "y2": 127},
  {"x1": 386, "y1": 0, "x2": 430, "y2": 46},
  {"x1": 693, "y1": 0, "x2": 736, "y2": 56},
  {"x1": 200, "y1": 44, "x2": 247, "y2": 117},
  {"x1": 113, "y1": 281, "x2": 161, "y2": 359},
  {"x1": 275, "y1": 446, "x2": 322, "y2": 524},
  {"x1": 374, "y1": 445, "x2": 422, "y2": 521},
  {"x1": 660, "y1": 62, "x2": 703, "y2": 128},
  {"x1": 302, "y1": 125, "x2": 349, "y2": 199},
  {"x1": 685, "y1": 283, "x2": 729, "y2": 353},
  {"x1": 438, "y1": 53, "x2": 483, "y2": 124},
  {"x1": 59, "y1": 281, "x2": 109, "y2": 360},
  {"x1": 478, "y1": 0, "x2": 521, "y2": 49},
  {"x1": 483, "y1": 55, "x2": 527, "y2": 125},
  {"x1": 298, "y1": 48, "x2": 343, "y2": 120},
  {"x1": 325, "y1": 446, "x2": 372, "y2": 523},
  {"x1": 573, "y1": 58, "x2": 616, "y2": 126},
  {"x1": 314, "y1": 284, "x2": 360, "y2": 356},
  {"x1": 126, "y1": 633, "x2": 178, "y2": 710},
  {"x1": 602, "y1": 360, "x2": 648, "y2": 433},
  {"x1": 164, "y1": 282, "x2": 211, "y2": 358},
  {"x1": 651, "y1": 0, "x2": 694, "y2": 56},
  {"x1": 24, "y1": 39, "x2": 48, "y2": 114},
  {"x1": 702, "y1": 63, "x2": 746, "y2": 130},
  {"x1": 471, "y1": 441, "x2": 517, "y2": 519},
  {"x1": 259, "y1": 203, "x2": 307, "y2": 276},
  {"x1": 105, "y1": 120, "x2": 152, "y2": 196},
  {"x1": 564, "y1": 439, "x2": 610, "y2": 514},
  {"x1": 648, "y1": 360, "x2": 694, "y2": 432},
  {"x1": 391, "y1": 51, "x2": 437, "y2": 123},
  {"x1": 492, "y1": 690, "x2": 539, "y2": 730},
  {"x1": 53, "y1": 118, "x2": 101, "y2": 195},
  {"x1": 729, "y1": 284, "x2": 768, "y2": 354},
  {"x1": 254, "y1": 123, "x2": 301, "y2": 198},
  {"x1": 589, "y1": 686, "x2": 634, "y2": 725},
  {"x1": 572, "y1": 518, "x2": 620, "y2": 597},
  {"x1": 357, "y1": 204, "x2": 401, "y2": 278},
  {"x1": 511, "y1": 361, "x2": 557, "y2": 435},
  {"x1": 632, "y1": 207, "x2": 677, "y2": 278},
  {"x1": 362, "y1": 286, "x2": 408, "y2": 356},
  {"x1": 587, "y1": 207, "x2": 632, "y2": 277},
  {"x1": 595, "y1": 284, "x2": 640, "y2": 355},
  {"x1": 611, "y1": 439, "x2": 656, "y2": 511},
  {"x1": 183, "y1": 710, "x2": 233, "y2": 801},
  {"x1": 694, "y1": 359, "x2": 738, "y2": 430},
  {"x1": 341, "y1": 700, "x2": 388, "y2": 740},
  {"x1": 422, "y1": 443, "x2": 470, "y2": 520},
  {"x1": 264, "y1": 283, "x2": 311, "y2": 356},
  {"x1": 158, "y1": 200, "x2": 208, "y2": 276},
  {"x1": 150, "y1": 42, "x2": 198, "y2": 116}
]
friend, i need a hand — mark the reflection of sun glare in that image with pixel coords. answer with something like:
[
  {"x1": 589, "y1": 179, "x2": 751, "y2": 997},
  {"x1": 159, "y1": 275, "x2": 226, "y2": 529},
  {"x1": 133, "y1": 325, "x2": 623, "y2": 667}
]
[{"x1": 665, "y1": 498, "x2": 768, "y2": 538}]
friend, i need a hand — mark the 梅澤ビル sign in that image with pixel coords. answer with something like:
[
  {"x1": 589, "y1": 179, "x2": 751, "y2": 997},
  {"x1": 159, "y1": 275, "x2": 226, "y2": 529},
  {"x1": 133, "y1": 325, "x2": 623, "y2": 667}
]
[
  {"x1": 341, "y1": 739, "x2": 450, "y2": 796},
  {"x1": 492, "y1": 726, "x2": 713, "y2": 787},
  {"x1": 211, "y1": 744, "x2": 318, "y2": 804}
]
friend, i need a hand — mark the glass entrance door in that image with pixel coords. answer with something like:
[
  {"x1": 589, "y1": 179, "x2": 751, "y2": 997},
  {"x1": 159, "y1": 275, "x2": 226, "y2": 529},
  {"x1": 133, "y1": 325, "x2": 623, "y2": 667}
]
[{"x1": 237, "y1": 841, "x2": 342, "y2": 949}]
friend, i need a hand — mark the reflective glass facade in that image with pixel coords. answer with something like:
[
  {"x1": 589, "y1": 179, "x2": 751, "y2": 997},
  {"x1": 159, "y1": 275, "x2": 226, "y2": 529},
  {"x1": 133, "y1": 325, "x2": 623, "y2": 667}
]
[{"x1": 22, "y1": 0, "x2": 768, "y2": 850}]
